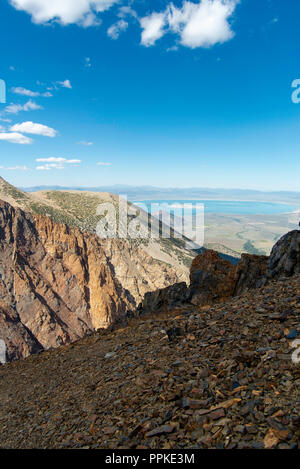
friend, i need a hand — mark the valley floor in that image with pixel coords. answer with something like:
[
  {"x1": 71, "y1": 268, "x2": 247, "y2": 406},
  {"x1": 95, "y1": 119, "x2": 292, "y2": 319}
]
[
  {"x1": 204, "y1": 210, "x2": 300, "y2": 256},
  {"x1": 0, "y1": 276, "x2": 299, "y2": 449}
]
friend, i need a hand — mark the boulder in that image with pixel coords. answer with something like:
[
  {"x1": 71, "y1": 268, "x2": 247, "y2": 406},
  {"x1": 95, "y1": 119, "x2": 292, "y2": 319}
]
[
  {"x1": 234, "y1": 253, "x2": 268, "y2": 296},
  {"x1": 188, "y1": 250, "x2": 237, "y2": 306},
  {"x1": 267, "y1": 230, "x2": 300, "y2": 279}
]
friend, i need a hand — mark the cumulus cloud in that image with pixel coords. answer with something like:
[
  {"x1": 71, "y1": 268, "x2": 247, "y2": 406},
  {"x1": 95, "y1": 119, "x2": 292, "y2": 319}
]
[
  {"x1": 140, "y1": 12, "x2": 167, "y2": 47},
  {"x1": 36, "y1": 157, "x2": 81, "y2": 170},
  {"x1": 0, "y1": 132, "x2": 33, "y2": 144},
  {"x1": 9, "y1": 0, "x2": 239, "y2": 50},
  {"x1": 10, "y1": 121, "x2": 58, "y2": 137},
  {"x1": 9, "y1": 0, "x2": 119, "y2": 26},
  {"x1": 5, "y1": 99, "x2": 43, "y2": 114},
  {"x1": 168, "y1": 0, "x2": 238, "y2": 48},
  {"x1": 107, "y1": 19, "x2": 128, "y2": 40},
  {"x1": 140, "y1": 0, "x2": 239, "y2": 48}
]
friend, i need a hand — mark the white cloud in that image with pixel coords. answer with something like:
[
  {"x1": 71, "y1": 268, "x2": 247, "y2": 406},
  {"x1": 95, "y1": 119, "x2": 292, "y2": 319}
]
[
  {"x1": 78, "y1": 140, "x2": 93, "y2": 146},
  {"x1": 9, "y1": 0, "x2": 239, "y2": 50},
  {"x1": 12, "y1": 87, "x2": 39, "y2": 97},
  {"x1": 12, "y1": 87, "x2": 52, "y2": 97},
  {"x1": 97, "y1": 162, "x2": 111, "y2": 166},
  {"x1": 9, "y1": 0, "x2": 119, "y2": 26},
  {"x1": 57, "y1": 79, "x2": 72, "y2": 89},
  {"x1": 118, "y1": 6, "x2": 137, "y2": 19},
  {"x1": 140, "y1": 12, "x2": 167, "y2": 47},
  {"x1": 0, "y1": 165, "x2": 29, "y2": 171},
  {"x1": 36, "y1": 157, "x2": 81, "y2": 163},
  {"x1": 0, "y1": 132, "x2": 33, "y2": 144},
  {"x1": 10, "y1": 121, "x2": 58, "y2": 137},
  {"x1": 5, "y1": 99, "x2": 43, "y2": 114},
  {"x1": 167, "y1": 45, "x2": 179, "y2": 52},
  {"x1": 140, "y1": 0, "x2": 239, "y2": 49},
  {"x1": 107, "y1": 19, "x2": 128, "y2": 40},
  {"x1": 36, "y1": 164, "x2": 60, "y2": 171},
  {"x1": 35, "y1": 157, "x2": 81, "y2": 170},
  {"x1": 168, "y1": 0, "x2": 238, "y2": 48}
]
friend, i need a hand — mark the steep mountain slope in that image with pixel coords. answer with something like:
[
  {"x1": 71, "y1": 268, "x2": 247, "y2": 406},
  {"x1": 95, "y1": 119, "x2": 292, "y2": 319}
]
[
  {"x1": 0, "y1": 197, "x2": 194, "y2": 361},
  {"x1": 0, "y1": 177, "x2": 193, "y2": 302},
  {"x1": 0, "y1": 222, "x2": 299, "y2": 449},
  {"x1": 0, "y1": 274, "x2": 299, "y2": 449}
]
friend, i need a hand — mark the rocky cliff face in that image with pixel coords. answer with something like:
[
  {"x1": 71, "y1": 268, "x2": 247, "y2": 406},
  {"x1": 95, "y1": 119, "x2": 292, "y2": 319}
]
[
  {"x1": 99, "y1": 238, "x2": 188, "y2": 306},
  {"x1": 0, "y1": 200, "x2": 133, "y2": 362}
]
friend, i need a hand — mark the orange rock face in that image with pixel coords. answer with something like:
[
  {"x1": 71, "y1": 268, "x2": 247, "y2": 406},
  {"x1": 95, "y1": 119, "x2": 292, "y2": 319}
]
[
  {"x1": 0, "y1": 201, "x2": 133, "y2": 361},
  {"x1": 189, "y1": 250, "x2": 269, "y2": 306}
]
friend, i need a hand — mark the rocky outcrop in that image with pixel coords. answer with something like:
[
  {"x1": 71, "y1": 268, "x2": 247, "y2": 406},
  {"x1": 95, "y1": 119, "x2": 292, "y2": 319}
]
[
  {"x1": 0, "y1": 305, "x2": 43, "y2": 363},
  {"x1": 139, "y1": 250, "x2": 237, "y2": 313},
  {"x1": 267, "y1": 230, "x2": 300, "y2": 280},
  {"x1": 188, "y1": 250, "x2": 237, "y2": 306},
  {"x1": 0, "y1": 200, "x2": 133, "y2": 361},
  {"x1": 233, "y1": 253, "x2": 268, "y2": 296}
]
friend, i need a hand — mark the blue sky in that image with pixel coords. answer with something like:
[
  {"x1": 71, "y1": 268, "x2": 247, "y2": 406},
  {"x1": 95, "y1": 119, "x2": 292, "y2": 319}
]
[{"x1": 0, "y1": 0, "x2": 300, "y2": 191}]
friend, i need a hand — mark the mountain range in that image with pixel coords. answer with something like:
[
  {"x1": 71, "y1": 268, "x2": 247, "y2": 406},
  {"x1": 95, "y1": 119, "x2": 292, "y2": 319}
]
[{"x1": 21, "y1": 184, "x2": 300, "y2": 204}]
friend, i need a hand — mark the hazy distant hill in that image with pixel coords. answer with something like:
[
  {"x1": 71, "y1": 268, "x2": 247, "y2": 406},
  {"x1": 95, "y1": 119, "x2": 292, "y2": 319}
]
[{"x1": 21, "y1": 184, "x2": 300, "y2": 204}]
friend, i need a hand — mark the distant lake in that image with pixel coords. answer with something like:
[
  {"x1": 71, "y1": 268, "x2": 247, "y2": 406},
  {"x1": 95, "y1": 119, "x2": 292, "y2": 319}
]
[{"x1": 133, "y1": 200, "x2": 297, "y2": 216}]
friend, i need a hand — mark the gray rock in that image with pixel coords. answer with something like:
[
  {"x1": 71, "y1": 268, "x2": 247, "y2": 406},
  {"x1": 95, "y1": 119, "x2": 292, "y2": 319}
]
[{"x1": 267, "y1": 230, "x2": 300, "y2": 279}]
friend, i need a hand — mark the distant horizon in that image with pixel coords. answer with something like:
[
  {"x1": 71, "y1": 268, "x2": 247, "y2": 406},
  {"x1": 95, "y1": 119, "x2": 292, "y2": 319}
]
[{"x1": 18, "y1": 182, "x2": 300, "y2": 196}]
